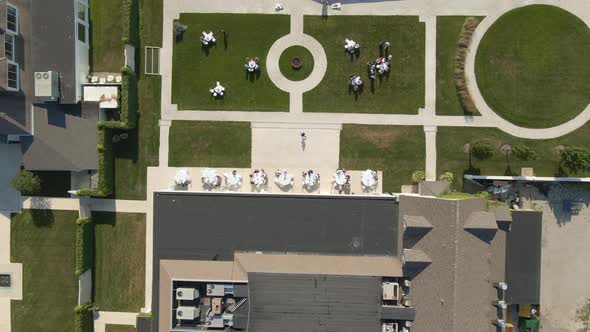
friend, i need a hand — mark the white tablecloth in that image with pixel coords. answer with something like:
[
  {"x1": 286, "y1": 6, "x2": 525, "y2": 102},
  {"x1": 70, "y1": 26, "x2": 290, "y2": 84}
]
[
  {"x1": 303, "y1": 173, "x2": 319, "y2": 187},
  {"x1": 202, "y1": 169, "x2": 219, "y2": 185},
  {"x1": 251, "y1": 172, "x2": 267, "y2": 187},
  {"x1": 276, "y1": 172, "x2": 292, "y2": 187},
  {"x1": 173, "y1": 169, "x2": 190, "y2": 185},
  {"x1": 225, "y1": 173, "x2": 242, "y2": 186},
  {"x1": 361, "y1": 170, "x2": 377, "y2": 188},
  {"x1": 334, "y1": 171, "x2": 348, "y2": 185}
]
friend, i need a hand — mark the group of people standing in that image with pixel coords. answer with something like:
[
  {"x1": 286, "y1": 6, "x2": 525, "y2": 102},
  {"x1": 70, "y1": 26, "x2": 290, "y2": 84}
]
[{"x1": 345, "y1": 39, "x2": 393, "y2": 92}]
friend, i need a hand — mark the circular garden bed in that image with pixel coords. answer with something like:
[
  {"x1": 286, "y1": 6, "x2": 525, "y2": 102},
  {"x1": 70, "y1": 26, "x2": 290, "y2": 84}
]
[{"x1": 279, "y1": 46, "x2": 314, "y2": 81}]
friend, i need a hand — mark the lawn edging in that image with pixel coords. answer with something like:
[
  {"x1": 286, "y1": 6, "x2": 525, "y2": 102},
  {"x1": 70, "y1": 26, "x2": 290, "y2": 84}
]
[
  {"x1": 75, "y1": 217, "x2": 95, "y2": 276},
  {"x1": 454, "y1": 16, "x2": 481, "y2": 115}
]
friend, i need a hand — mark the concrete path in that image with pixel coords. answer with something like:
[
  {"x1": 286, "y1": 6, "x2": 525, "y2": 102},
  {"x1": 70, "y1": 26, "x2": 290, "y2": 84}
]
[
  {"x1": 251, "y1": 122, "x2": 341, "y2": 170},
  {"x1": 158, "y1": 120, "x2": 171, "y2": 167},
  {"x1": 424, "y1": 126, "x2": 437, "y2": 181},
  {"x1": 21, "y1": 197, "x2": 148, "y2": 213},
  {"x1": 0, "y1": 143, "x2": 22, "y2": 212},
  {"x1": 93, "y1": 311, "x2": 137, "y2": 332},
  {"x1": 0, "y1": 212, "x2": 23, "y2": 332}
]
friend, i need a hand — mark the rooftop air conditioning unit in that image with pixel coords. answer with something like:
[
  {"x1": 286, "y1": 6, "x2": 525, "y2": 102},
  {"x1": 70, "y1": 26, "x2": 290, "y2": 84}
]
[
  {"x1": 382, "y1": 322, "x2": 398, "y2": 332},
  {"x1": 34, "y1": 71, "x2": 60, "y2": 102},
  {"x1": 383, "y1": 282, "x2": 399, "y2": 301},
  {"x1": 206, "y1": 283, "x2": 226, "y2": 296},
  {"x1": 176, "y1": 288, "x2": 199, "y2": 300},
  {"x1": 176, "y1": 306, "x2": 199, "y2": 320}
]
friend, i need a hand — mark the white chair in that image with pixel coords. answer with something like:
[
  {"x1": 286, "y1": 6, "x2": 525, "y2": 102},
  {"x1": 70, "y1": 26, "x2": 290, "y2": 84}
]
[
  {"x1": 91, "y1": 76, "x2": 99, "y2": 83},
  {"x1": 107, "y1": 75, "x2": 115, "y2": 82},
  {"x1": 115, "y1": 76, "x2": 122, "y2": 83},
  {"x1": 331, "y1": 3, "x2": 342, "y2": 10},
  {"x1": 275, "y1": 3, "x2": 284, "y2": 11},
  {"x1": 99, "y1": 77, "x2": 106, "y2": 84}
]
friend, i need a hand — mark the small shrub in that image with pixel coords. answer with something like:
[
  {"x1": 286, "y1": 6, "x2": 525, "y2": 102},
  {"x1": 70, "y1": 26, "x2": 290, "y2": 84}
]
[
  {"x1": 75, "y1": 218, "x2": 94, "y2": 276},
  {"x1": 470, "y1": 140, "x2": 496, "y2": 160},
  {"x1": 411, "y1": 170, "x2": 426, "y2": 184},
  {"x1": 439, "y1": 171, "x2": 454, "y2": 184},
  {"x1": 560, "y1": 146, "x2": 590, "y2": 174},
  {"x1": 512, "y1": 144, "x2": 537, "y2": 161},
  {"x1": 12, "y1": 170, "x2": 42, "y2": 195},
  {"x1": 74, "y1": 303, "x2": 94, "y2": 332},
  {"x1": 474, "y1": 191, "x2": 491, "y2": 199}
]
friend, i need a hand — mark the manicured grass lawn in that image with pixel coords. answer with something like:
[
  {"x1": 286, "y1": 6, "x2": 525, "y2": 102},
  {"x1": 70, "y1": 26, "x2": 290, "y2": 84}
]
[
  {"x1": 112, "y1": 0, "x2": 162, "y2": 200},
  {"x1": 93, "y1": 212, "x2": 146, "y2": 312},
  {"x1": 169, "y1": 121, "x2": 251, "y2": 167},
  {"x1": 31, "y1": 171, "x2": 71, "y2": 197},
  {"x1": 279, "y1": 46, "x2": 314, "y2": 81},
  {"x1": 11, "y1": 210, "x2": 78, "y2": 332},
  {"x1": 475, "y1": 5, "x2": 590, "y2": 128},
  {"x1": 437, "y1": 124, "x2": 590, "y2": 190},
  {"x1": 89, "y1": 0, "x2": 125, "y2": 72},
  {"x1": 304, "y1": 16, "x2": 425, "y2": 114},
  {"x1": 106, "y1": 325, "x2": 136, "y2": 332},
  {"x1": 172, "y1": 14, "x2": 290, "y2": 111},
  {"x1": 436, "y1": 16, "x2": 482, "y2": 116},
  {"x1": 340, "y1": 125, "x2": 425, "y2": 192}
]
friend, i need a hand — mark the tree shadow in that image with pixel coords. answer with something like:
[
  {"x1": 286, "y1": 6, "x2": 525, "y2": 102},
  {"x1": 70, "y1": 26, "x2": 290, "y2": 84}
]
[{"x1": 30, "y1": 208, "x2": 55, "y2": 227}]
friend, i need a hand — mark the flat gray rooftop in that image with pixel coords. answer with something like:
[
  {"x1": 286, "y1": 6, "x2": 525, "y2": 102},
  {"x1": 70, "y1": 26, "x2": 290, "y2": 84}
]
[
  {"x1": 247, "y1": 273, "x2": 382, "y2": 332},
  {"x1": 153, "y1": 192, "x2": 399, "y2": 261},
  {"x1": 152, "y1": 192, "x2": 400, "y2": 331}
]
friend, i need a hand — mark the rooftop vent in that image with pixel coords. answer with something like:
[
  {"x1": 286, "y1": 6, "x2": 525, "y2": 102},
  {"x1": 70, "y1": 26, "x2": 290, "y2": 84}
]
[
  {"x1": 34, "y1": 71, "x2": 60, "y2": 102},
  {"x1": 382, "y1": 322, "x2": 398, "y2": 332},
  {"x1": 176, "y1": 306, "x2": 199, "y2": 320},
  {"x1": 176, "y1": 288, "x2": 199, "y2": 300}
]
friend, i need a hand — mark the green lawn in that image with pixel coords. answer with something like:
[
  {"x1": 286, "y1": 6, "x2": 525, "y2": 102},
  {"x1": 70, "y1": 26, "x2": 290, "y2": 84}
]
[
  {"x1": 89, "y1": 0, "x2": 125, "y2": 72},
  {"x1": 11, "y1": 210, "x2": 78, "y2": 332},
  {"x1": 304, "y1": 16, "x2": 424, "y2": 114},
  {"x1": 31, "y1": 171, "x2": 71, "y2": 197},
  {"x1": 279, "y1": 46, "x2": 314, "y2": 81},
  {"x1": 340, "y1": 125, "x2": 425, "y2": 192},
  {"x1": 172, "y1": 14, "x2": 290, "y2": 111},
  {"x1": 437, "y1": 124, "x2": 590, "y2": 189},
  {"x1": 436, "y1": 16, "x2": 483, "y2": 116},
  {"x1": 475, "y1": 5, "x2": 590, "y2": 128},
  {"x1": 169, "y1": 121, "x2": 251, "y2": 167},
  {"x1": 112, "y1": 0, "x2": 162, "y2": 200},
  {"x1": 93, "y1": 212, "x2": 146, "y2": 312},
  {"x1": 106, "y1": 325, "x2": 136, "y2": 332}
]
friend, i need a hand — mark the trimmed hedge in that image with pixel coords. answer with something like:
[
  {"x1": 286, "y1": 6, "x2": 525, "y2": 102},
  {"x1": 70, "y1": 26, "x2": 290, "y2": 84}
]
[
  {"x1": 77, "y1": 127, "x2": 114, "y2": 197},
  {"x1": 75, "y1": 218, "x2": 95, "y2": 276},
  {"x1": 122, "y1": 0, "x2": 139, "y2": 46},
  {"x1": 74, "y1": 303, "x2": 94, "y2": 332},
  {"x1": 454, "y1": 17, "x2": 481, "y2": 115},
  {"x1": 120, "y1": 66, "x2": 138, "y2": 129}
]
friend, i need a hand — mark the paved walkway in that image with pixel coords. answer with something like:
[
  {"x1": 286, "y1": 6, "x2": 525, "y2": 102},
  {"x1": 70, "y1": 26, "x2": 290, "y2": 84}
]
[
  {"x1": 93, "y1": 311, "x2": 137, "y2": 332},
  {"x1": 251, "y1": 122, "x2": 341, "y2": 170},
  {"x1": 21, "y1": 197, "x2": 148, "y2": 213}
]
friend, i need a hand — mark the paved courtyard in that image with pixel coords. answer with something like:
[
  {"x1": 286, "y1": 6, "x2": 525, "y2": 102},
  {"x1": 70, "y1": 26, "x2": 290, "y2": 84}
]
[{"x1": 520, "y1": 184, "x2": 590, "y2": 332}]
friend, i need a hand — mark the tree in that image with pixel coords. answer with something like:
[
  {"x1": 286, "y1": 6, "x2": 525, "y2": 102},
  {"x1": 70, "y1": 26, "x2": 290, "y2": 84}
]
[
  {"x1": 470, "y1": 140, "x2": 496, "y2": 160},
  {"x1": 560, "y1": 146, "x2": 590, "y2": 174},
  {"x1": 577, "y1": 298, "x2": 590, "y2": 331},
  {"x1": 439, "y1": 171, "x2": 454, "y2": 184},
  {"x1": 411, "y1": 170, "x2": 426, "y2": 184},
  {"x1": 512, "y1": 144, "x2": 538, "y2": 161},
  {"x1": 11, "y1": 170, "x2": 42, "y2": 195}
]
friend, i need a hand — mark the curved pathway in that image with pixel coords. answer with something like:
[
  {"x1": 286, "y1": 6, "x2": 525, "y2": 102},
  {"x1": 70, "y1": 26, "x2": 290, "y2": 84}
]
[
  {"x1": 465, "y1": 1, "x2": 590, "y2": 139},
  {"x1": 265, "y1": 12, "x2": 328, "y2": 114}
]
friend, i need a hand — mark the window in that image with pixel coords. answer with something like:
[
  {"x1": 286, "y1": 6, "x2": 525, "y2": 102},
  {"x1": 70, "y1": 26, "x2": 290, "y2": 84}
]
[
  {"x1": 144, "y1": 46, "x2": 161, "y2": 75},
  {"x1": 77, "y1": 1, "x2": 87, "y2": 22},
  {"x1": 7, "y1": 62, "x2": 19, "y2": 90},
  {"x1": 5, "y1": 34, "x2": 14, "y2": 61},
  {"x1": 77, "y1": 22, "x2": 87, "y2": 43},
  {"x1": 6, "y1": 4, "x2": 18, "y2": 34}
]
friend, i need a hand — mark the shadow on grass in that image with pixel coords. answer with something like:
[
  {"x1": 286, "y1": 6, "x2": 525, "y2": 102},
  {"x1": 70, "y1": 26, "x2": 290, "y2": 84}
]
[{"x1": 30, "y1": 209, "x2": 55, "y2": 227}]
